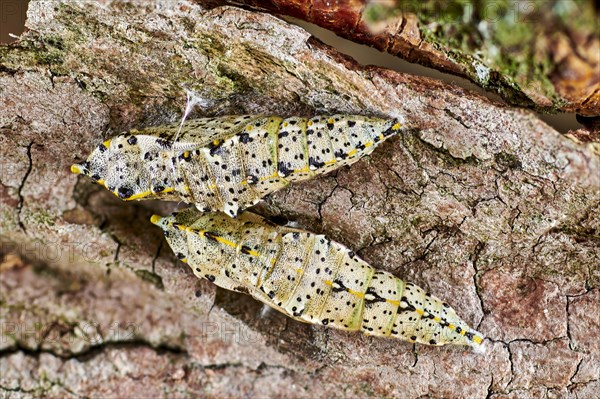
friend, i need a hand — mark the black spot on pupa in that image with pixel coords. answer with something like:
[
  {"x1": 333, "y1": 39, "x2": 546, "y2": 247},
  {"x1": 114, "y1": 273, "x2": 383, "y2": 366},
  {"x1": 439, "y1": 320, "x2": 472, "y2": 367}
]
[
  {"x1": 204, "y1": 232, "x2": 219, "y2": 242},
  {"x1": 208, "y1": 140, "x2": 224, "y2": 156},
  {"x1": 334, "y1": 149, "x2": 347, "y2": 159},
  {"x1": 181, "y1": 152, "x2": 192, "y2": 162},
  {"x1": 156, "y1": 139, "x2": 172, "y2": 149},
  {"x1": 127, "y1": 136, "x2": 138, "y2": 145},
  {"x1": 245, "y1": 174, "x2": 257, "y2": 185},
  {"x1": 365, "y1": 287, "x2": 387, "y2": 303},
  {"x1": 117, "y1": 186, "x2": 134, "y2": 199},
  {"x1": 308, "y1": 157, "x2": 324, "y2": 168},
  {"x1": 382, "y1": 125, "x2": 396, "y2": 137},
  {"x1": 331, "y1": 279, "x2": 347, "y2": 293},
  {"x1": 278, "y1": 161, "x2": 293, "y2": 177}
]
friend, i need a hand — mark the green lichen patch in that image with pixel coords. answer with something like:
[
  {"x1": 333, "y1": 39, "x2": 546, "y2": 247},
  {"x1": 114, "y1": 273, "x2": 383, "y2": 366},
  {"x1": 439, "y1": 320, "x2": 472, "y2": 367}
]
[
  {"x1": 0, "y1": 35, "x2": 67, "y2": 75},
  {"x1": 364, "y1": 0, "x2": 597, "y2": 112},
  {"x1": 494, "y1": 151, "x2": 522, "y2": 170},
  {"x1": 135, "y1": 269, "x2": 165, "y2": 290}
]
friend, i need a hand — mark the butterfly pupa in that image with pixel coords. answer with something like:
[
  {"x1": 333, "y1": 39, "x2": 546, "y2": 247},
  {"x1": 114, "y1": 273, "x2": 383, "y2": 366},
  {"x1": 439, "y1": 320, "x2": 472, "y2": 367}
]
[
  {"x1": 71, "y1": 115, "x2": 403, "y2": 217},
  {"x1": 151, "y1": 208, "x2": 486, "y2": 351}
]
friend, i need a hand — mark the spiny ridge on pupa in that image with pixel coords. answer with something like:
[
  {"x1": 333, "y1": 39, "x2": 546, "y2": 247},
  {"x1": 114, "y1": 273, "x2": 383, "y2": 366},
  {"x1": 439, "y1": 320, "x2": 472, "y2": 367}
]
[
  {"x1": 72, "y1": 114, "x2": 402, "y2": 216},
  {"x1": 151, "y1": 208, "x2": 485, "y2": 350}
]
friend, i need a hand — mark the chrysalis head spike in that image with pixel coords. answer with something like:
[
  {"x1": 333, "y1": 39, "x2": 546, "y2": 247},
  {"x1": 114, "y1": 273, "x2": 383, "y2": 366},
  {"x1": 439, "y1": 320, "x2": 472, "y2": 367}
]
[
  {"x1": 73, "y1": 134, "x2": 178, "y2": 202},
  {"x1": 150, "y1": 214, "x2": 163, "y2": 226},
  {"x1": 70, "y1": 163, "x2": 84, "y2": 175}
]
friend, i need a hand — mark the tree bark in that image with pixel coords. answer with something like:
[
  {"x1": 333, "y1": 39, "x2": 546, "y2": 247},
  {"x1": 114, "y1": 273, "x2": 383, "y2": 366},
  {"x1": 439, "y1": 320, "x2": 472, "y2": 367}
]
[
  {"x1": 0, "y1": 1, "x2": 598, "y2": 398},
  {"x1": 229, "y1": 0, "x2": 600, "y2": 118}
]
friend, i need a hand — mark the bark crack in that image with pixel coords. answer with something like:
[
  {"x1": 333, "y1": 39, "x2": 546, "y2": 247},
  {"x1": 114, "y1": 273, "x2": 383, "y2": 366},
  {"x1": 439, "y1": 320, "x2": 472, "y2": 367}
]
[
  {"x1": 470, "y1": 241, "x2": 487, "y2": 330},
  {"x1": 16, "y1": 141, "x2": 34, "y2": 232},
  {"x1": 0, "y1": 339, "x2": 187, "y2": 363}
]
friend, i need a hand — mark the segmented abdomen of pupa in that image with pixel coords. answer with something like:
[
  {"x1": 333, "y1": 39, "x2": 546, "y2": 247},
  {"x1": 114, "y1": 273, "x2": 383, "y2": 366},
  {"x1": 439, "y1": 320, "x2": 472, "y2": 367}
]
[
  {"x1": 72, "y1": 115, "x2": 402, "y2": 217},
  {"x1": 151, "y1": 208, "x2": 485, "y2": 350},
  {"x1": 172, "y1": 115, "x2": 401, "y2": 217}
]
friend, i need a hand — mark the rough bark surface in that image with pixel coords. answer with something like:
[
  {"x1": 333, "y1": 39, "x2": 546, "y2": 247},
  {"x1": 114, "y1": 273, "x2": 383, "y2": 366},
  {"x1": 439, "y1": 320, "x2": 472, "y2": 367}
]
[
  {"x1": 0, "y1": 1, "x2": 598, "y2": 398},
  {"x1": 230, "y1": 0, "x2": 600, "y2": 118}
]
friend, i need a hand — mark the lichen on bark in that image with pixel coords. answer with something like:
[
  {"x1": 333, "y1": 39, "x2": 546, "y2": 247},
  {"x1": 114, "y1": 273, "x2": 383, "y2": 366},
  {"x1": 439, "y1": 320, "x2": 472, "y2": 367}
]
[{"x1": 233, "y1": 0, "x2": 600, "y2": 117}]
